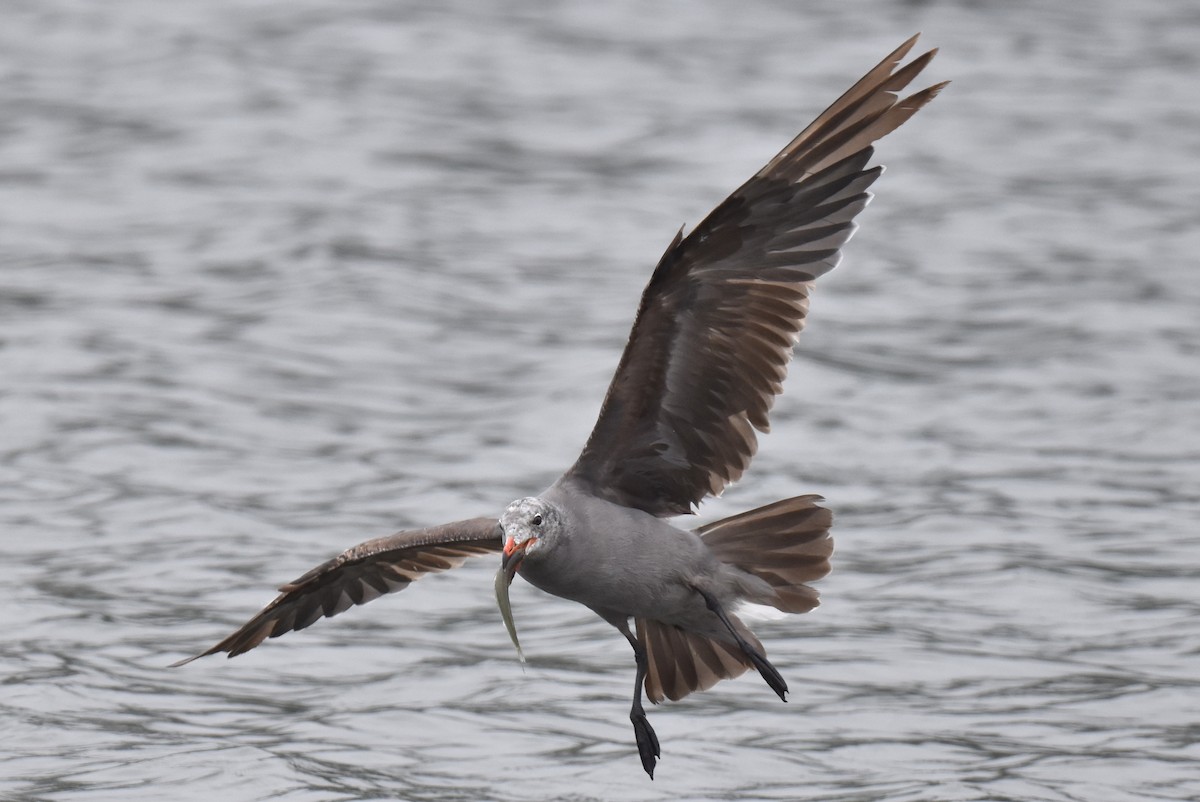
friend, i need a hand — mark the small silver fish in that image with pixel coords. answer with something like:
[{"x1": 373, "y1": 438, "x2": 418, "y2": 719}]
[{"x1": 494, "y1": 563, "x2": 526, "y2": 664}]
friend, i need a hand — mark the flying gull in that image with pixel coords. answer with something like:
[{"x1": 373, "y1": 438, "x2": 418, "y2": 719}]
[{"x1": 174, "y1": 35, "x2": 946, "y2": 779}]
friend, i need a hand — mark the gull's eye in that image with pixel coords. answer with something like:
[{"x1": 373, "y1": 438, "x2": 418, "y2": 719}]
[{"x1": 531, "y1": 514, "x2": 543, "y2": 527}]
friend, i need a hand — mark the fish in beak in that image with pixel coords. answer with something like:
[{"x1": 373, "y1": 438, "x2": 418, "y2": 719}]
[{"x1": 494, "y1": 536, "x2": 535, "y2": 663}]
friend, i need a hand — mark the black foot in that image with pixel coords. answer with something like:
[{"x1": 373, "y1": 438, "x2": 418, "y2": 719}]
[
  {"x1": 631, "y1": 708, "x2": 661, "y2": 779},
  {"x1": 746, "y1": 648, "x2": 788, "y2": 702},
  {"x1": 696, "y1": 586, "x2": 789, "y2": 702}
]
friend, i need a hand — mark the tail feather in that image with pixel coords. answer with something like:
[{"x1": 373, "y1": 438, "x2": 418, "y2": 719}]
[
  {"x1": 637, "y1": 617, "x2": 758, "y2": 704},
  {"x1": 635, "y1": 495, "x2": 832, "y2": 704},
  {"x1": 698, "y1": 494, "x2": 833, "y2": 614}
]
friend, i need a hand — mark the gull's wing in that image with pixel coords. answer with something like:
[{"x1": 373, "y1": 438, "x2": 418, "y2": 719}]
[
  {"x1": 562, "y1": 35, "x2": 947, "y2": 517},
  {"x1": 171, "y1": 517, "x2": 501, "y2": 665}
]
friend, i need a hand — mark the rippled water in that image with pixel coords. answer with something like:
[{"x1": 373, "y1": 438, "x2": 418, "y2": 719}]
[{"x1": 3, "y1": 1, "x2": 1199, "y2": 800}]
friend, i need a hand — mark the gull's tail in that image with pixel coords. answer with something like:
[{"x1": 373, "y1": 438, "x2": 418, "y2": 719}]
[
  {"x1": 635, "y1": 495, "x2": 832, "y2": 703},
  {"x1": 697, "y1": 494, "x2": 833, "y2": 614}
]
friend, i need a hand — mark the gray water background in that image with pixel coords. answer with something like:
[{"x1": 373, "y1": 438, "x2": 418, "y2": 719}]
[{"x1": 2, "y1": 1, "x2": 1199, "y2": 800}]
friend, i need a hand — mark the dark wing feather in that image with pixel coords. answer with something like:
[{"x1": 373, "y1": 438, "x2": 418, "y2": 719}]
[
  {"x1": 563, "y1": 36, "x2": 947, "y2": 516},
  {"x1": 171, "y1": 517, "x2": 501, "y2": 665}
]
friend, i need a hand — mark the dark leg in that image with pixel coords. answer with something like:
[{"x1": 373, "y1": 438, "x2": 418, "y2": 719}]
[
  {"x1": 696, "y1": 587, "x2": 789, "y2": 702},
  {"x1": 617, "y1": 624, "x2": 661, "y2": 779}
]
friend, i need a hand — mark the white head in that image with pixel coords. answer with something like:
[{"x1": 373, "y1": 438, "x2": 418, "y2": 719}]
[{"x1": 499, "y1": 496, "x2": 563, "y2": 576}]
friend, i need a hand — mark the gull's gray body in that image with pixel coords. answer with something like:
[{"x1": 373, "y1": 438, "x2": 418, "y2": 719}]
[
  {"x1": 174, "y1": 36, "x2": 946, "y2": 780},
  {"x1": 512, "y1": 481, "x2": 767, "y2": 637}
]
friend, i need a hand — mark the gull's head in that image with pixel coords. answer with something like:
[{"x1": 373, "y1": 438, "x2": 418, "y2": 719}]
[{"x1": 499, "y1": 497, "x2": 561, "y2": 579}]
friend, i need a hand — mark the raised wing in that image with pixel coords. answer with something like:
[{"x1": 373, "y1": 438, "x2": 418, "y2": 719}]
[
  {"x1": 171, "y1": 517, "x2": 501, "y2": 665},
  {"x1": 562, "y1": 35, "x2": 947, "y2": 516}
]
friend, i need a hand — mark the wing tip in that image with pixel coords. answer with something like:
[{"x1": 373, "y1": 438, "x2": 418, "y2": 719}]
[
  {"x1": 168, "y1": 646, "x2": 220, "y2": 668},
  {"x1": 889, "y1": 33, "x2": 922, "y2": 64}
]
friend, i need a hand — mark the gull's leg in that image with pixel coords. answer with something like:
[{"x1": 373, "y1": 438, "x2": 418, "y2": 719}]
[
  {"x1": 695, "y1": 587, "x2": 788, "y2": 702},
  {"x1": 616, "y1": 621, "x2": 661, "y2": 779}
]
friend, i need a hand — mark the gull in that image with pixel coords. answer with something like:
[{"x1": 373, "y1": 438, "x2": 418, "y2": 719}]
[{"x1": 174, "y1": 35, "x2": 946, "y2": 779}]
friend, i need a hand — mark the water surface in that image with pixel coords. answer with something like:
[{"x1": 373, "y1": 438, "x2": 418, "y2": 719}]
[{"x1": 2, "y1": 2, "x2": 1199, "y2": 800}]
